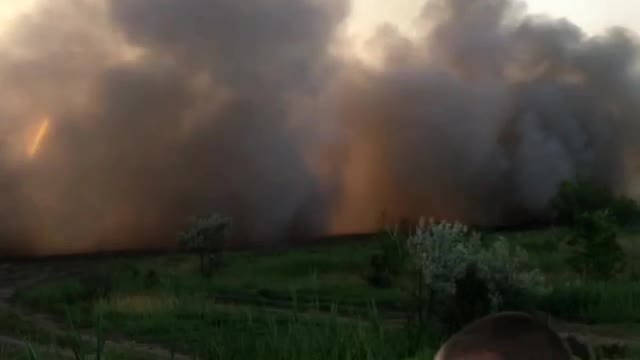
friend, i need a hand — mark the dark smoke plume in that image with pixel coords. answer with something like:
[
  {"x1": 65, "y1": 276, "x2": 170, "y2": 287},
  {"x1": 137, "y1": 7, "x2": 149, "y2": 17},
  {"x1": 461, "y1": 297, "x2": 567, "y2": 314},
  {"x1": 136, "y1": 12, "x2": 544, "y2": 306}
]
[
  {"x1": 331, "y1": 0, "x2": 640, "y2": 231},
  {"x1": 0, "y1": 0, "x2": 348, "y2": 255},
  {"x1": 0, "y1": 0, "x2": 639, "y2": 255}
]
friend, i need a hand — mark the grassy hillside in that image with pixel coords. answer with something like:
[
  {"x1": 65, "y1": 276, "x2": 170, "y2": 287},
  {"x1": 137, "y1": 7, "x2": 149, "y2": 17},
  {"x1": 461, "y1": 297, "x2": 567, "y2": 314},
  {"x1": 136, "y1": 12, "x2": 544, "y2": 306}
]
[{"x1": 2, "y1": 228, "x2": 640, "y2": 359}]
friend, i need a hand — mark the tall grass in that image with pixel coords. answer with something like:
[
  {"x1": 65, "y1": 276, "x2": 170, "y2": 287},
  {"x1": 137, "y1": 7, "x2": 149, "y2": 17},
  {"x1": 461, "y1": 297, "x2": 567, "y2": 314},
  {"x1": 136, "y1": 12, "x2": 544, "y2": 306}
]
[
  {"x1": 16, "y1": 304, "x2": 429, "y2": 360},
  {"x1": 537, "y1": 281, "x2": 640, "y2": 323},
  {"x1": 9, "y1": 228, "x2": 640, "y2": 359}
]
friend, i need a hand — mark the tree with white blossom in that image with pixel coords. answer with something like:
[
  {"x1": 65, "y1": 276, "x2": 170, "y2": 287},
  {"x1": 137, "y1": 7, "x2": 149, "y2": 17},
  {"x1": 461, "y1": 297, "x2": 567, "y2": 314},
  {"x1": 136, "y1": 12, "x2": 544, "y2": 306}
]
[{"x1": 405, "y1": 218, "x2": 544, "y2": 334}]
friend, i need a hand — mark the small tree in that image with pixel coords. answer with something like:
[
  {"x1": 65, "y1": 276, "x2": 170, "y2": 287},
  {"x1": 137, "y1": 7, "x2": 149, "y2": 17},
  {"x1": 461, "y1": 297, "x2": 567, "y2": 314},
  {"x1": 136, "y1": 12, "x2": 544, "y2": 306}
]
[
  {"x1": 567, "y1": 210, "x2": 625, "y2": 279},
  {"x1": 549, "y1": 181, "x2": 611, "y2": 225},
  {"x1": 178, "y1": 214, "x2": 232, "y2": 277},
  {"x1": 610, "y1": 196, "x2": 640, "y2": 226},
  {"x1": 549, "y1": 180, "x2": 640, "y2": 226},
  {"x1": 405, "y1": 219, "x2": 543, "y2": 336},
  {"x1": 405, "y1": 220, "x2": 479, "y2": 324}
]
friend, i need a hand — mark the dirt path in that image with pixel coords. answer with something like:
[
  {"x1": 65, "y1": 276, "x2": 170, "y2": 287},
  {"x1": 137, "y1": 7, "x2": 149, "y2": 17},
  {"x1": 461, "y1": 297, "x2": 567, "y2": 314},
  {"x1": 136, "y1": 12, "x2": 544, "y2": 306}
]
[
  {"x1": 548, "y1": 317, "x2": 640, "y2": 359},
  {"x1": 0, "y1": 262, "x2": 191, "y2": 360}
]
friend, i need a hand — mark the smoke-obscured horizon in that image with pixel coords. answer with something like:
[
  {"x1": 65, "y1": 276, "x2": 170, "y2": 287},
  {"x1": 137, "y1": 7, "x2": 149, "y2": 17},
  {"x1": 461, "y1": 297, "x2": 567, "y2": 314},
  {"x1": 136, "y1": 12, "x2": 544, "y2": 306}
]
[{"x1": 1, "y1": 0, "x2": 639, "y2": 256}]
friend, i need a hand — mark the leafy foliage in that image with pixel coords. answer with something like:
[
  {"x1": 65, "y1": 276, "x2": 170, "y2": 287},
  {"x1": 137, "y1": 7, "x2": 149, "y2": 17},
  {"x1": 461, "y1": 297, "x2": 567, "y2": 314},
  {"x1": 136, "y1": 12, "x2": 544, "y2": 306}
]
[
  {"x1": 610, "y1": 195, "x2": 640, "y2": 226},
  {"x1": 405, "y1": 219, "x2": 544, "y2": 334},
  {"x1": 549, "y1": 181, "x2": 640, "y2": 226},
  {"x1": 549, "y1": 181, "x2": 630, "y2": 279},
  {"x1": 442, "y1": 263, "x2": 491, "y2": 334},
  {"x1": 178, "y1": 214, "x2": 232, "y2": 276},
  {"x1": 567, "y1": 210, "x2": 625, "y2": 279},
  {"x1": 366, "y1": 230, "x2": 408, "y2": 288},
  {"x1": 475, "y1": 239, "x2": 544, "y2": 310}
]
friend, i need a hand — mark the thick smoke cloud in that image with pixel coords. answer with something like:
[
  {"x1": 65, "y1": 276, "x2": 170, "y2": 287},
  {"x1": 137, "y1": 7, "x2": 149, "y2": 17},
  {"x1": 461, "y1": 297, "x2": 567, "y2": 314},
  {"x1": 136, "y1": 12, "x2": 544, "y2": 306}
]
[
  {"x1": 0, "y1": 0, "x2": 639, "y2": 255},
  {"x1": 0, "y1": 0, "x2": 348, "y2": 255},
  {"x1": 332, "y1": 0, "x2": 640, "y2": 230}
]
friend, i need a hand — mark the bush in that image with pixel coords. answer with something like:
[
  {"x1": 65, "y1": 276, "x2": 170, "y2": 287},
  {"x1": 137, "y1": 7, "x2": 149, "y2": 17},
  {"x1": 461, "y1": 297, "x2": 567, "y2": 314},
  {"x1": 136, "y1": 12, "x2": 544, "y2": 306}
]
[
  {"x1": 549, "y1": 180, "x2": 639, "y2": 226},
  {"x1": 610, "y1": 195, "x2": 640, "y2": 226},
  {"x1": 367, "y1": 230, "x2": 408, "y2": 288},
  {"x1": 405, "y1": 219, "x2": 543, "y2": 335},
  {"x1": 566, "y1": 210, "x2": 625, "y2": 280},
  {"x1": 442, "y1": 264, "x2": 491, "y2": 333},
  {"x1": 178, "y1": 214, "x2": 232, "y2": 277}
]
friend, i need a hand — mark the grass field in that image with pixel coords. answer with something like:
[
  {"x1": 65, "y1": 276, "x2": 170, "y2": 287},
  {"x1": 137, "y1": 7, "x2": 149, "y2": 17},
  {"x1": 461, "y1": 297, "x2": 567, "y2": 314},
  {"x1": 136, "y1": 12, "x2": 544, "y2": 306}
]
[{"x1": 2, "y1": 227, "x2": 640, "y2": 359}]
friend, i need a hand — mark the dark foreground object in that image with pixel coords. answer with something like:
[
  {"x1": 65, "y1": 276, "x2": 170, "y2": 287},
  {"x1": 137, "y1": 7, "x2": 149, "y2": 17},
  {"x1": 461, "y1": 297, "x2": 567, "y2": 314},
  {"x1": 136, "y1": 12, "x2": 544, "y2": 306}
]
[{"x1": 435, "y1": 312, "x2": 572, "y2": 360}]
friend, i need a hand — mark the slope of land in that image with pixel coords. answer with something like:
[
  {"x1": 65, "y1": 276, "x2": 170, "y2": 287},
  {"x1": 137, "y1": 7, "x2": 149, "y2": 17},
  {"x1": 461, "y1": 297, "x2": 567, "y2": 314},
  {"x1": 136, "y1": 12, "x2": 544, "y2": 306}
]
[{"x1": 0, "y1": 229, "x2": 639, "y2": 359}]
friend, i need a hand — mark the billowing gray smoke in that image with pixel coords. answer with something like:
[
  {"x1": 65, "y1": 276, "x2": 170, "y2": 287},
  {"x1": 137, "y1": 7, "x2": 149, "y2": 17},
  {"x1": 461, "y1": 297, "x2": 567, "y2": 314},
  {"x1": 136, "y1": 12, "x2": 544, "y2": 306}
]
[
  {"x1": 332, "y1": 0, "x2": 640, "y2": 230},
  {"x1": 0, "y1": 0, "x2": 348, "y2": 255},
  {"x1": 0, "y1": 0, "x2": 638, "y2": 255}
]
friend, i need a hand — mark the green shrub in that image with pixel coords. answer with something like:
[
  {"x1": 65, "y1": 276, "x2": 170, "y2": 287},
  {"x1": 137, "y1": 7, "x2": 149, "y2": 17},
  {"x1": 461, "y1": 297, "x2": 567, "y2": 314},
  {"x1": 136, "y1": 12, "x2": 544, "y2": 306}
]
[
  {"x1": 610, "y1": 195, "x2": 640, "y2": 226},
  {"x1": 549, "y1": 180, "x2": 639, "y2": 226},
  {"x1": 178, "y1": 214, "x2": 231, "y2": 277},
  {"x1": 566, "y1": 210, "x2": 625, "y2": 279},
  {"x1": 366, "y1": 230, "x2": 408, "y2": 288},
  {"x1": 405, "y1": 219, "x2": 543, "y2": 335},
  {"x1": 440, "y1": 264, "x2": 491, "y2": 334}
]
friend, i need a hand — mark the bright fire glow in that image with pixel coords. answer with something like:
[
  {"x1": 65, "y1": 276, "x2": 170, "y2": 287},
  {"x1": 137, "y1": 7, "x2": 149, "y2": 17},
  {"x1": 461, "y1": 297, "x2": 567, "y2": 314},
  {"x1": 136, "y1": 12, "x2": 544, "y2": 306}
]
[{"x1": 28, "y1": 117, "x2": 50, "y2": 158}]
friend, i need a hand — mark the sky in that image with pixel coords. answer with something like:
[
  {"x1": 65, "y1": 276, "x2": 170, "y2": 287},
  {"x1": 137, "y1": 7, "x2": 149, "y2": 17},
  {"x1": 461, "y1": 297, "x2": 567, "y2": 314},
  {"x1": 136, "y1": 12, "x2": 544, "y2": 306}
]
[
  {"x1": 347, "y1": 0, "x2": 640, "y2": 40},
  {"x1": 3, "y1": 1, "x2": 638, "y2": 62},
  {"x1": 0, "y1": 0, "x2": 38, "y2": 28},
  {"x1": 1, "y1": 0, "x2": 638, "y2": 44}
]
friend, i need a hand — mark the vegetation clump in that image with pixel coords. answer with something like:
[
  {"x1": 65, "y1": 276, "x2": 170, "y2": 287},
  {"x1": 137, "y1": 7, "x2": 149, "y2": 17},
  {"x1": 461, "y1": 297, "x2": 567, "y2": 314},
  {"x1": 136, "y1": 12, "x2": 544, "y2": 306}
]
[
  {"x1": 546, "y1": 181, "x2": 629, "y2": 280},
  {"x1": 567, "y1": 210, "x2": 625, "y2": 280},
  {"x1": 178, "y1": 214, "x2": 232, "y2": 277},
  {"x1": 367, "y1": 229, "x2": 408, "y2": 288},
  {"x1": 405, "y1": 219, "x2": 543, "y2": 335},
  {"x1": 549, "y1": 180, "x2": 640, "y2": 226}
]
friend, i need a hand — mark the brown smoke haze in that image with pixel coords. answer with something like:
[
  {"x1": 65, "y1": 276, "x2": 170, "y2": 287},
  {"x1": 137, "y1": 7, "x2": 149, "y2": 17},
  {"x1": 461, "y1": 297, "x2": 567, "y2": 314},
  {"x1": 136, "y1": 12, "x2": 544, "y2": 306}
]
[{"x1": 0, "y1": 0, "x2": 639, "y2": 256}]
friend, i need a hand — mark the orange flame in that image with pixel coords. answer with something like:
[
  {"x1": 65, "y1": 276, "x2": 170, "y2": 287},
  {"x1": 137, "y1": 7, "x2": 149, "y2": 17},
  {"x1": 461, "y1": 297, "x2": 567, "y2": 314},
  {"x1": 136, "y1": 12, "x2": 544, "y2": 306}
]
[{"x1": 28, "y1": 117, "x2": 50, "y2": 158}]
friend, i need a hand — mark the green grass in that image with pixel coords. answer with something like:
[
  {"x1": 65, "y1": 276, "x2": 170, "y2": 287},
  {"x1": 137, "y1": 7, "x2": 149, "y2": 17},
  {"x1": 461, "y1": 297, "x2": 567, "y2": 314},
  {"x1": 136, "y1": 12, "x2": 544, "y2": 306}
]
[
  {"x1": 7, "y1": 291, "x2": 423, "y2": 359},
  {"x1": 0, "y1": 307, "x2": 155, "y2": 360},
  {"x1": 537, "y1": 281, "x2": 640, "y2": 323},
  {"x1": 10, "y1": 242, "x2": 429, "y2": 358},
  {"x1": 98, "y1": 305, "x2": 411, "y2": 359},
  {"x1": 14, "y1": 241, "x2": 407, "y2": 319},
  {"x1": 485, "y1": 228, "x2": 640, "y2": 324},
  {"x1": 9, "y1": 227, "x2": 640, "y2": 359}
]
